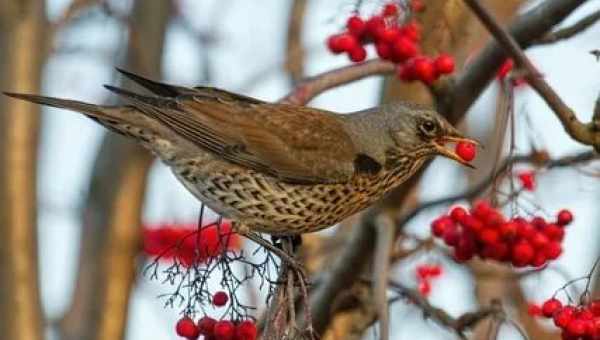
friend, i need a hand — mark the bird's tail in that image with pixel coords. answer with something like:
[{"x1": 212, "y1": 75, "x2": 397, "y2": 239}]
[{"x1": 3, "y1": 92, "x2": 108, "y2": 118}]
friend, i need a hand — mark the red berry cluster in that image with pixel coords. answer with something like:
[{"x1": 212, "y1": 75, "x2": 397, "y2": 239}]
[
  {"x1": 430, "y1": 201, "x2": 573, "y2": 267},
  {"x1": 517, "y1": 170, "x2": 536, "y2": 191},
  {"x1": 176, "y1": 316, "x2": 257, "y2": 340},
  {"x1": 143, "y1": 222, "x2": 239, "y2": 267},
  {"x1": 415, "y1": 264, "x2": 443, "y2": 296},
  {"x1": 532, "y1": 298, "x2": 600, "y2": 339},
  {"x1": 326, "y1": 3, "x2": 455, "y2": 84}
]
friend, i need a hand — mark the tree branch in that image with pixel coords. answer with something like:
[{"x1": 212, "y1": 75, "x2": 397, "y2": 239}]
[
  {"x1": 386, "y1": 280, "x2": 503, "y2": 338},
  {"x1": 441, "y1": 0, "x2": 587, "y2": 124},
  {"x1": 534, "y1": 9, "x2": 600, "y2": 45},
  {"x1": 462, "y1": 0, "x2": 600, "y2": 150},
  {"x1": 280, "y1": 59, "x2": 395, "y2": 105}
]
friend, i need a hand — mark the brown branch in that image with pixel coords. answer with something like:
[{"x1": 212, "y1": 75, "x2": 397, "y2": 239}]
[
  {"x1": 280, "y1": 59, "x2": 395, "y2": 105},
  {"x1": 461, "y1": 0, "x2": 600, "y2": 150},
  {"x1": 534, "y1": 9, "x2": 600, "y2": 45}
]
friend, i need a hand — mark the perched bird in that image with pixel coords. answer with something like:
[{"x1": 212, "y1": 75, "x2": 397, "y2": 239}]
[{"x1": 4, "y1": 69, "x2": 476, "y2": 237}]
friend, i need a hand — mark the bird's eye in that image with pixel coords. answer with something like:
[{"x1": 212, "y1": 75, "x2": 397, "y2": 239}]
[{"x1": 419, "y1": 120, "x2": 437, "y2": 136}]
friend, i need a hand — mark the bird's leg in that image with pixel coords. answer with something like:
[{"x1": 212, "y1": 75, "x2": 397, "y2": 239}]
[
  {"x1": 234, "y1": 223, "x2": 307, "y2": 279},
  {"x1": 270, "y1": 234, "x2": 303, "y2": 252}
]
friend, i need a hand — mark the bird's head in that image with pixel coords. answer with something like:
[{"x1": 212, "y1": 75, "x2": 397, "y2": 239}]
[{"x1": 382, "y1": 102, "x2": 479, "y2": 168}]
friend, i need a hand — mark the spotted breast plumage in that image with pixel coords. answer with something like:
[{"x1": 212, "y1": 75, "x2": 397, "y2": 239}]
[{"x1": 3, "y1": 68, "x2": 476, "y2": 236}]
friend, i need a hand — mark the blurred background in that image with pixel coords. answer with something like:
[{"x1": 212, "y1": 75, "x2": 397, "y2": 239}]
[{"x1": 0, "y1": 0, "x2": 599, "y2": 339}]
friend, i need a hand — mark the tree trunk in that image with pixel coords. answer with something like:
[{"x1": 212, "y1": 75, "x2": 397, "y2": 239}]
[
  {"x1": 0, "y1": 1, "x2": 47, "y2": 339},
  {"x1": 58, "y1": 2, "x2": 172, "y2": 340}
]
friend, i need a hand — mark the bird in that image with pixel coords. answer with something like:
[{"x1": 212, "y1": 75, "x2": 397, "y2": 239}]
[{"x1": 4, "y1": 69, "x2": 477, "y2": 239}]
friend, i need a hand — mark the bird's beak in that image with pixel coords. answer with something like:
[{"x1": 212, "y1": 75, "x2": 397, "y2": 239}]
[{"x1": 432, "y1": 136, "x2": 481, "y2": 168}]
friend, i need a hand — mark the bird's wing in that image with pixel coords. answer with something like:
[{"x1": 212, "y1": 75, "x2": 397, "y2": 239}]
[{"x1": 105, "y1": 86, "x2": 359, "y2": 184}]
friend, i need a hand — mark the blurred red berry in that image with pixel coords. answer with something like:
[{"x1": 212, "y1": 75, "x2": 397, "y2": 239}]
[
  {"x1": 376, "y1": 42, "x2": 392, "y2": 60},
  {"x1": 497, "y1": 59, "x2": 513, "y2": 79},
  {"x1": 517, "y1": 171, "x2": 536, "y2": 191},
  {"x1": 212, "y1": 291, "x2": 229, "y2": 307},
  {"x1": 429, "y1": 265, "x2": 442, "y2": 277},
  {"x1": 380, "y1": 28, "x2": 401, "y2": 44},
  {"x1": 337, "y1": 34, "x2": 359, "y2": 52},
  {"x1": 434, "y1": 54, "x2": 455, "y2": 75},
  {"x1": 542, "y1": 298, "x2": 563, "y2": 318},
  {"x1": 418, "y1": 280, "x2": 431, "y2": 296},
  {"x1": 449, "y1": 206, "x2": 467, "y2": 223},
  {"x1": 554, "y1": 307, "x2": 575, "y2": 328},
  {"x1": 499, "y1": 222, "x2": 518, "y2": 239},
  {"x1": 461, "y1": 215, "x2": 483, "y2": 233},
  {"x1": 531, "y1": 252, "x2": 547, "y2": 267},
  {"x1": 531, "y1": 217, "x2": 547, "y2": 229},
  {"x1": 479, "y1": 228, "x2": 500, "y2": 245},
  {"x1": 402, "y1": 21, "x2": 421, "y2": 42},
  {"x1": 214, "y1": 320, "x2": 235, "y2": 340},
  {"x1": 235, "y1": 320, "x2": 257, "y2": 340},
  {"x1": 327, "y1": 35, "x2": 345, "y2": 54},
  {"x1": 527, "y1": 303, "x2": 542, "y2": 316},
  {"x1": 431, "y1": 216, "x2": 454, "y2": 237},
  {"x1": 566, "y1": 319, "x2": 587, "y2": 337},
  {"x1": 455, "y1": 142, "x2": 476, "y2": 161},
  {"x1": 397, "y1": 63, "x2": 417, "y2": 81},
  {"x1": 176, "y1": 317, "x2": 200, "y2": 339},
  {"x1": 365, "y1": 16, "x2": 386, "y2": 39},
  {"x1": 531, "y1": 232, "x2": 550, "y2": 249},
  {"x1": 198, "y1": 316, "x2": 217, "y2": 336},
  {"x1": 416, "y1": 265, "x2": 430, "y2": 280},
  {"x1": 544, "y1": 224, "x2": 565, "y2": 241},
  {"x1": 557, "y1": 209, "x2": 573, "y2": 226},
  {"x1": 391, "y1": 39, "x2": 419, "y2": 63},
  {"x1": 517, "y1": 222, "x2": 536, "y2": 239},
  {"x1": 346, "y1": 16, "x2": 366, "y2": 37},
  {"x1": 511, "y1": 241, "x2": 535, "y2": 267},
  {"x1": 411, "y1": 57, "x2": 437, "y2": 84},
  {"x1": 348, "y1": 46, "x2": 367, "y2": 62},
  {"x1": 383, "y1": 3, "x2": 399, "y2": 16},
  {"x1": 544, "y1": 241, "x2": 563, "y2": 260},
  {"x1": 443, "y1": 228, "x2": 461, "y2": 247},
  {"x1": 410, "y1": 0, "x2": 426, "y2": 12}
]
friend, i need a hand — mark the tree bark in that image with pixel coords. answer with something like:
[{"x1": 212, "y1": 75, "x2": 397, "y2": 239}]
[
  {"x1": 0, "y1": 1, "x2": 48, "y2": 339},
  {"x1": 58, "y1": 2, "x2": 172, "y2": 340}
]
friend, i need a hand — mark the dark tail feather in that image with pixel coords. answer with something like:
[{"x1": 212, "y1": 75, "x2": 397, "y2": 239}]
[
  {"x1": 115, "y1": 68, "x2": 185, "y2": 97},
  {"x1": 3, "y1": 92, "x2": 106, "y2": 117},
  {"x1": 103, "y1": 85, "x2": 173, "y2": 109}
]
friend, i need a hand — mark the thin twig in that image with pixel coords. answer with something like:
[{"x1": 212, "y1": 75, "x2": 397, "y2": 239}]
[{"x1": 462, "y1": 0, "x2": 600, "y2": 150}]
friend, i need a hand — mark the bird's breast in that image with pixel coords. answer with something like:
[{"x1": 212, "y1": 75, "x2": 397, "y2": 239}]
[{"x1": 171, "y1": 155, "x2": 421, "y2": 235}]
